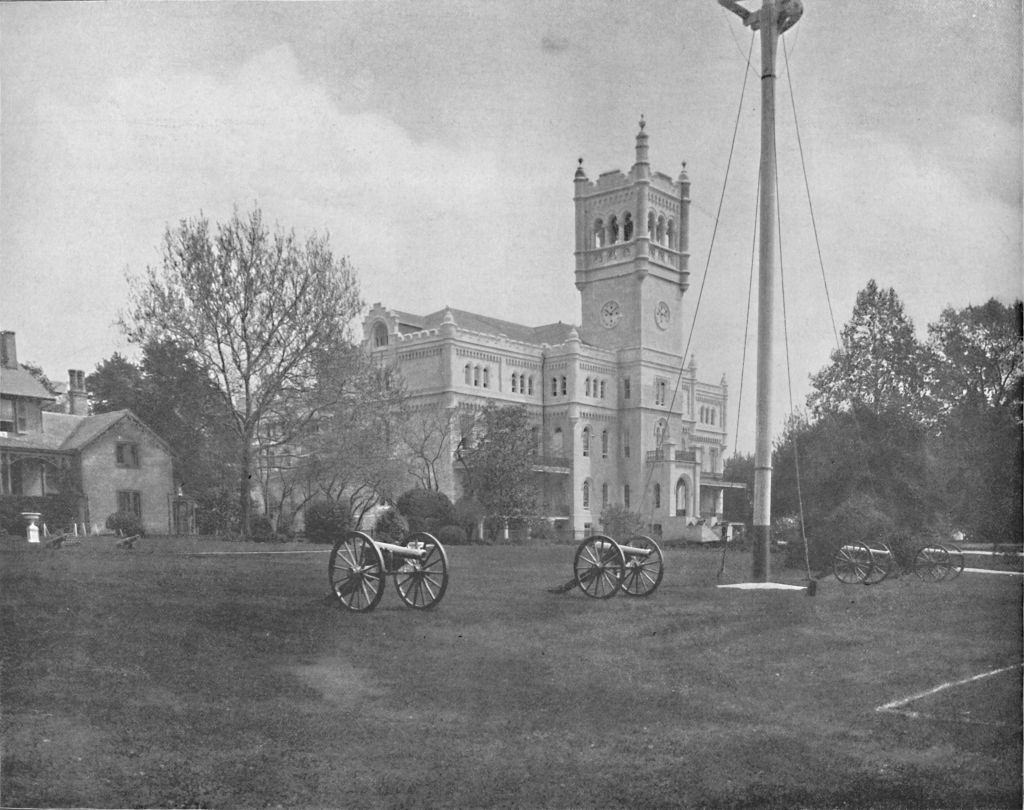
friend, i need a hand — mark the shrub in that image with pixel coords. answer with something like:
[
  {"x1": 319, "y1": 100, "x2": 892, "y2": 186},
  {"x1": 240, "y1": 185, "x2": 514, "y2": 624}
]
[
  {"x1": 434, "y1": 524, "x2": 468, "y2": 546},
  {"x1": 454, "y1": 496, "x2": 485, "y2": 542},
  {"x1": 0, "y1": 495, "x2": 78, "y2": 536},
  {"x1": 106, "y1": 511, "x2": 144, "y2": 537},
  {"x1": 396, "y1": 489, "x2": 457, "y2": 535},
  {"x1": 374, "y1": 508, "x2": 408, "y2": 544},
  {"x1": 599, "y1": 504, "x2": 645, "y2": 539},
  {"x1": 195, "y1": 490, "x2": 242, "y2": 536},
  {"x1": 250, "y1": 515, "x2": 278, "y2": 543},
  {"x1": 304, "y1": 500, "x2": 353, "y2": 544}
]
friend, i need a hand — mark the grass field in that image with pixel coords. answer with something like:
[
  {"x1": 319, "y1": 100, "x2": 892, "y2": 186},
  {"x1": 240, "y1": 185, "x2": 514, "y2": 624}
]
[{"x1": 2, "y1": 535, "x2": 1021, "y2": 809}]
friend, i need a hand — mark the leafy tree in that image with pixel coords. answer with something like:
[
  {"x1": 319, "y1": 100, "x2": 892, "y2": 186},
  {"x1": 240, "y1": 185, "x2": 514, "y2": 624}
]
[
  {"x1": 122, "y1": 206, "x2": 361, "y2": 536},
  {"x1": 722, "y1": 452, "x2": 755, "y2": 523},
  {"x1": 396, "y1": 488, "x2": 457, "y2": 535},
  {"x1": 86, "y1": 341, "x2": 239, "y2": 497},
  {"x1": 456, "y1": 403, "x2": 538, "y2": 533},
  {"x1": 927, "y1": 299, "x2": 1023, "y2": 413},
  {"x1": 808, "y1": 280, "x2": 931, "y2": 421}
]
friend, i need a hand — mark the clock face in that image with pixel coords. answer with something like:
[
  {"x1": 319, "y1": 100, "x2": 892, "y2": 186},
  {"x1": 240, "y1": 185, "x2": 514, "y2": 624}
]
[
  {"x1": 601, "y1": 300, "x2": 622, "y2": 329},
  {"x1": 655, "y1": 301, "x2": 671, "y2": 330}
]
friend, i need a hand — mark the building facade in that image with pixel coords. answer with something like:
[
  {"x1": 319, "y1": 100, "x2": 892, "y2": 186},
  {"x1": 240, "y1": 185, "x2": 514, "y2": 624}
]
[
  {"x1": 0, "y1": 331, "x2": 178, "y2": 536},
  {"x1": 364, "y1": 122, "x2": 735, "y2": 541}
]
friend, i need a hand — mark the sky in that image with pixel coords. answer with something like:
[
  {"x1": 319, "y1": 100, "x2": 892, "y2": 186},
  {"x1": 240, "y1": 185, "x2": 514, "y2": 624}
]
[{"x1": 2, "y1": 0, "x2": 1021, "y2": 453}]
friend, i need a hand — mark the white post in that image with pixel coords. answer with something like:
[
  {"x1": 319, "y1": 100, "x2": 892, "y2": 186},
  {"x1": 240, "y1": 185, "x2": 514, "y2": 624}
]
[{"x1": 21, "y1": 512, "x2": 41, "y2": 544}]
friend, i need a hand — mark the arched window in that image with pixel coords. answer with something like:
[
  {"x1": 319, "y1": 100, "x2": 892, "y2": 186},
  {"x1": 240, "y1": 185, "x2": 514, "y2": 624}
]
[
  {"x1": 552, "y1": 426, "x2": 564, "y2": 453},
  {"x1": 647, "y1": 210, "x2": 656, "y2": 238},
  {"x1": 519, "y1": 374, "x2": 526, "y2": 394},
  {"x1": 624, "y1": 484, "x2": 631, "y2": 509},
  {"x1": 623, "y1": 378, "x2": 631, "y2": 399},
  {"x1": 601, "y1": 429, "x2": 608, "y2": 458},
  {"x1": 560, "y1": 376, "x2": 567, "y2": 396},
  {"x1": 528, "y1": 376, "x2": 534, "y2": 396},
  {"x1": 551, "y1": 377, "x2": 558, "y2": 396},
  {"x1": 675, "y1": 477, "x2": 688, "y2": 516},
  {"x1": 464, "y1": 364, "x2": 472, "y2": 385},
  {"x1": 667, "y1": 219, "x2": 676, "y2": 249},
  {"x1": 581, "y1": 426, "x2": 591, "y2": 457},
  {"x1": 654, "y1": 484, "x2": 661, "y2": 509},
  {"x1": 623, "y1": 211, "x2": 633, "y2": 241},
  {"x1": 710, "y1": 408, "x2": 715, "y2": 425},
  {"x1": 656, "y1": 215, "x2": 666, "y2": 244},
  {"x1": 582, "y1": 480, "x2": 591, "y2": 510},
  {"x1": 599, "y1": 380, "x2": 606, "y2": 399},
  {"x1": 710, "y1": 448, "x2": 719, "y2": 473},
  {"x1": 608, "y1": 215, "x2": 619, "y2": 244},
  {"x1": 594, "y1": 218, "x2": 605, "y2": 248},
  {"x1": 473, "y1": 366, "x2": 481, "y2": 386},
  {"x1": 511, "y1": 373, "x2": 518, "y2": 393},
  {"x1": 655, "y1": 418, "x2": 667, "y2": 447},
  {"x1": 372, "y1": 322, "x2": 389, "y2": 348},
  {"x1": 585, "y1": 377, "x2": 591, "y2": 397},
  {"x1": 482, "y1": 367, "x2": 489, "y2": 388},
  {"x1": 601, "y1": 482, "x2": 609, "y2": 507}
]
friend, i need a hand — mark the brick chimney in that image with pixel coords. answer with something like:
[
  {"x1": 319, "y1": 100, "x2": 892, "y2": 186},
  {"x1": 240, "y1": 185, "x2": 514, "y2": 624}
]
[
  {"x1": 68, "y1": 369, "x2": 89, "y2": 416},
  {"x1": 0, "y1": 331, "x2": 17, "y2": 369}
]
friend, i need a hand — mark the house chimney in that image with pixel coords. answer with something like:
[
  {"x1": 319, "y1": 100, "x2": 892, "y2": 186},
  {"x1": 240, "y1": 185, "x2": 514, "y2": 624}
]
[
  {"x1": 68, "y1": 369, "x2": 89, "y2": 416},
  {"x1": 0, "y1": 331, "x2": 17, "y2": 369}
]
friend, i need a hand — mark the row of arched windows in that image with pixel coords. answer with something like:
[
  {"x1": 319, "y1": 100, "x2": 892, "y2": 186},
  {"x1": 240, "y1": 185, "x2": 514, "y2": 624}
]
[
  {"x1": 593, "y1": 211, "x2": 677, "y2": 250},
  {"x1": 584, "y1": 376, "x2": 607, "y2": 399},
  {"x1": 510, "y1": 372, "x2": 535, "y2": 396},
  {"x1": 579, "y1": 426, "x2": 610, "y2": 459},
  {"x1": 464, "y1": 364, "x2": 491, "y2": 388},
  {"x1": 699, "y1": 405, "x2": 718, "y2": 425},
  {"x1": 581, "y1": 479, "x2": 692, "y2": 514}
]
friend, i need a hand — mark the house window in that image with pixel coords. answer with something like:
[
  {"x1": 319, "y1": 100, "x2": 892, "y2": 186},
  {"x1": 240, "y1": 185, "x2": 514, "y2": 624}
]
[
  {"x1": 560, "y1": 376, "x2": 567, "y2": 396},
  {"x1": 599, "y1": 380, "x2": 606, "y2": 399},
  {"x1": 117, "y1": 490, "x2": 142, "y2": 518},
  {"x1": 654, "y1": 484, "x2": 661, "y2": 509},
  {"x1": 601, "y1": 482, "x2": 608, "y2": 507},
  {"x1": 655, "y1": 379, "x2": 668, "y2": 406},
  {"x1": 115, "y1": 442, "x2": 140, "y2": 468},
  {"x1": 464, "y1": 364, "x2": 472, "y2": 385},
  {"x1": 623, "y1": 378, "x2": 631, "y2": 399},
  {"x1": 473, "y1": 366, "x2": 481, "y2": 386},
  {"x1": 551, "y1": 377, "x2": 558, "y2": 397},
  {"x1": 601, "y1": 430, "x2": 608, "y2": 458},
  {"x1": 582, "y1": 480, "x2": 591, "y2": 510},
  {"x1": 624, "y1": 484, "x2": 631, "y2": 509},
  {"x1": 0, "y1": 398, "x2": 14, "y2": 432},
  {"x1": 581, "y1": 426, "x2": 591, "y2": 457},
  {"x1": 585, "y1": 377, "x2": 591, "y2": 397},
  {"x1": 528, "y1": 376, "x2": 534, "y2": 396},
  {"x1": 482, "y1": 367, "x2": 489, "y2": 388}
]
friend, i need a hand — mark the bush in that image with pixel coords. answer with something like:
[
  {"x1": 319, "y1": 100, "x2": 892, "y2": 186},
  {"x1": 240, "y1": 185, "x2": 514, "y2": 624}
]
[
  {"x1": 250, "y1": 515, "x2": 278, "y2": 543},
  {"x1": 303, "y1": 500, "x2": 353, "y2": 544},
  {"x1": 374, "y1": 508, "x2": 408, "y2": 544},
  {"x1": 0, "y1": 495, "x2": 78, "y2": 536},
  {"x1": 396, "y1": 489, "x2": 457, "y2": 535},
  {"x1": 454, "y1": 496, "x2": 485, "y2": 542},
  {"x1": 434, "y1": 524, "x2": 468, "y2": 546},
  {"x1": 195, "y1": 490, "x2": 242, "y2": 536},
  {"x1": 599, "y1": 504, "x2": 645, "y2": 539},
  {"x1": 106, "y1": 511, "x2": 144, "y2": 537}
]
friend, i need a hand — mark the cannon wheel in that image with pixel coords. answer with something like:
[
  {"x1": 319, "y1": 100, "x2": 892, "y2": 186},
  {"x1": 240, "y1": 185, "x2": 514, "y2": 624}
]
[
  {"x1": 943, "y1": 543, "x2": 965, "y2": 580},
  {"x1": 329, "y1": 531, "x2": 386, "y2": 612},
  {"x1": 619, "y1": 535, "x2": 664, "y2": 597},
  {"x1": 863, "y1": 543, "x2": 895, "y2": 585},
  {"x1": 393, "y1": 532, "x2": 449, "y2": 609},
  {"x1": 913, "y1": 544, "x2": 950, "y2": 582},
  {"x1": 573, "y1": 535, "x2": 625, "y2": 598},
  {"x1": 832, "y1": 541, "x2": 874, "y2": 584}
]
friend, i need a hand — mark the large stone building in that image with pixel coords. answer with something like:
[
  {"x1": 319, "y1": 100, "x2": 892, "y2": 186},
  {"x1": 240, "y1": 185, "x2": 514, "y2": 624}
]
[{"x1": 363, "y1": 121, "x2": 734, "y2": 541}]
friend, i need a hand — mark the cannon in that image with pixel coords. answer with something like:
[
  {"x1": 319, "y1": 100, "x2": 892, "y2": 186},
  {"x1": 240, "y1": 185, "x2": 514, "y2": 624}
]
[
  {"x1": 831, "y1": 540, "x2": 961, "y2": 585},
  {"x1": 571, "y1": 534, "x2": 664, "y2": 598},
  {"x1": 328, "y1": 531, "x2": 449, "y2": 611}
]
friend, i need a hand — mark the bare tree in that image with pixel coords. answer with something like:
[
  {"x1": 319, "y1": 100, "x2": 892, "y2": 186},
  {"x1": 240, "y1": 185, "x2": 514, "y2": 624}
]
[
  {"x1": 402, "y1": 405, "x2": 457, "y2": 491},
  {"x1": 122, "y1": 206, "x2": 361, "y2": 536}
]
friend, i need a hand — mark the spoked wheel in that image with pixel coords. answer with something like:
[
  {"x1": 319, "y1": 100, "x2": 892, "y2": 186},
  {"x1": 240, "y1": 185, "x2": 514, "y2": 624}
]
[
  {"x1": 832, "y1": 541, "x2": 875, "y2": 584},
  {"x1": 913, "y1": 545, "x2": 951, "y2": 582},
  {"x1": 619, "y1": 535, "x2": 664, "y2": 597},
  {"x1": 943, "y1": 543, "x2": 965, "y2": 580},
  {"x1": 573, "y1": 535, "x2": 625, "y2": 598},
  {"x1": 863, "y1": 543, "x2": 895, "y2": 585},
  {"x1": 393, "y1": 532, "x2": 449, "y2": 609},
  {"x1": 329, "y1": 531, "x2": 386, "y2": 612}
]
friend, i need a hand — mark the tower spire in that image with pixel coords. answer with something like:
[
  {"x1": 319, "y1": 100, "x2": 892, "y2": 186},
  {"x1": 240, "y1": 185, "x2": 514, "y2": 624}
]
[{"x1": 634, "y1": 114, "x2": 650, "y2": 166}]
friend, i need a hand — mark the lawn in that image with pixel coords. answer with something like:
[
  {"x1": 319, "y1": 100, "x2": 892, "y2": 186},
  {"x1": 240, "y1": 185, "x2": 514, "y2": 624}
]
[{"x1": 1, "y1": 535, "x2": 1020, "y2": 809}]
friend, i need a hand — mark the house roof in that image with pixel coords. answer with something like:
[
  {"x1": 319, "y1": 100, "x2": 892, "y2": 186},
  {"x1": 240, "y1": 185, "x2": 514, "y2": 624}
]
[
  {"x1": 415, "y1": 308, "x2": 576, "y2": 346},
  {"x1": 0, "y1": 409, "x2": 171, "y2": 455},
  {"x1": 0, "y1": 365, "x2": 56, "y2": 400}
]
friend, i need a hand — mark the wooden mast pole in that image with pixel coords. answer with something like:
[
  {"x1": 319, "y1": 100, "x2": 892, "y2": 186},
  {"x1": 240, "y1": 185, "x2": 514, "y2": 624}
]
[{"x1": 718, "y1": 0, "x2": 802, "y2": 581}]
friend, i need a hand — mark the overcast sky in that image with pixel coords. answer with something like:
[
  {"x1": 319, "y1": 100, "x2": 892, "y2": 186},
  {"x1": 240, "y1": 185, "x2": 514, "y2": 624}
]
[{"x1": 2, "y1": 0, "x2": 1020, "y2": 452}]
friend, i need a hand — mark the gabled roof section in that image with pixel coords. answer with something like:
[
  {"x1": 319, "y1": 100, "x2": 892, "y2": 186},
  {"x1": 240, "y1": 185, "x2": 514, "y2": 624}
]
[
  {"x1": 416, "y1": 308, "x2": 577, "y2": 347},
  {"x1": 58, "y1": 410, "x2": 132, "y2": 451},
  {"x1": 0, "y1": 365, "x2": 56, "y2": 400}
]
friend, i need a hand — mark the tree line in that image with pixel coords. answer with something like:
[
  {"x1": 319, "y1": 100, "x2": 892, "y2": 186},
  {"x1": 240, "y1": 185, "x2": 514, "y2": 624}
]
[{"x1": 726, "y1": 280, "x2": 1022, "y2": 564}]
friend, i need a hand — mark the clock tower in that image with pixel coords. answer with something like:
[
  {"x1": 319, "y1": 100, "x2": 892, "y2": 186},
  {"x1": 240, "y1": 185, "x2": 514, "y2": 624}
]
[{"x1": 574, "y1": 119, "x2": 691, "y2": 355}]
